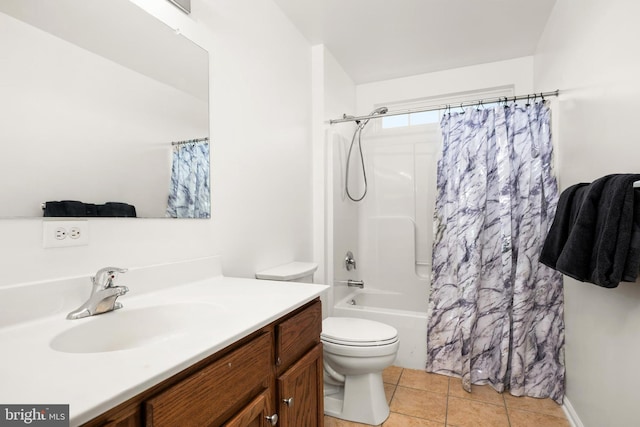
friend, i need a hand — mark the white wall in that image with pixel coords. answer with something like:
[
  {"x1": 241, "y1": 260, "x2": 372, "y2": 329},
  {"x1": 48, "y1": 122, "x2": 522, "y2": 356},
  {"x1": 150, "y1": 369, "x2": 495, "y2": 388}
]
[
  {"x1": 534, "y1": 1, "x2": 640, "y2": 426},
  {"x1": 0, "y1": 0, "x2": 313, "y2": 287},
  {"x1": 356, "y1": 56, "x2": 535, "y2": 115},
  {"x1": 197, "y1": 0, "x2": 313, "y2": 277},
  {"x1": 313, "y1": 46, "x2": 358, "y2": 306}
]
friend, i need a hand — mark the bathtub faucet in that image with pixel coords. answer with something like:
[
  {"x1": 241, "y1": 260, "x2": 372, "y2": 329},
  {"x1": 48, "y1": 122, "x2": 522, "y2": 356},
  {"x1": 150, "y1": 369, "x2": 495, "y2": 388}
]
[{"x1": 336, "y1": 279, "x2": 364, "y2": 288}]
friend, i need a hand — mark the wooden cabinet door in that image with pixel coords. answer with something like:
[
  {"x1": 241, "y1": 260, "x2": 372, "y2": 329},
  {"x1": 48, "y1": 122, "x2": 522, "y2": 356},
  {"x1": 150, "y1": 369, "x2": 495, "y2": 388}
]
[
  {"x1": 277, "y1": 344, "x2": 323, "y2": 427},
  {"x1": 83, "y1": 404, "x2": 140, "y2": 427},
  {"x1": 145, "y1": 332, "x2": 272, "y2": 427},
  {"x1": 224, "y1": 390, "x2": 273, "y2": 427}
]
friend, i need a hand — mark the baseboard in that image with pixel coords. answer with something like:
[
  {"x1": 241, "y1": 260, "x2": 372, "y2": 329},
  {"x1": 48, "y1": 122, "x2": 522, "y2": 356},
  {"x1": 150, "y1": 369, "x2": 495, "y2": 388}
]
[{"x1": 563, "y1": 397, "x2": 585, "y2": 427}]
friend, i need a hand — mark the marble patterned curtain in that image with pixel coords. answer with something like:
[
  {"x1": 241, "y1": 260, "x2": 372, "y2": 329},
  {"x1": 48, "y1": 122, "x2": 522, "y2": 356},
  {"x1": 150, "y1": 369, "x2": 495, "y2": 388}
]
[
  {"x1": 426, "y1": 102, "x2": 565, "y2": 403},
  {"x1": 166, "y1": 140, "x2": 210, "y2": 218}
]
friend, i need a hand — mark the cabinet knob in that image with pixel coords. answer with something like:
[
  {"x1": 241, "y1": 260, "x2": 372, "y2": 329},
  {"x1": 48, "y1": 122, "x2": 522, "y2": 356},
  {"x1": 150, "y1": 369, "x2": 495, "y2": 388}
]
[
  {"x1": 283, "y1": 397, "x2": 294, "y2": 407},
  {"x1": 265, "y1": 414, "x2": 278, "y2": 426}
]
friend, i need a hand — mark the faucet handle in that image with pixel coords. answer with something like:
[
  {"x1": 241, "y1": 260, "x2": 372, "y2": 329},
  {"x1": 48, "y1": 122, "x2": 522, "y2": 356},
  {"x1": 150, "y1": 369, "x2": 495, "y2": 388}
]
[
  {"x1": 92, "y1": 266, "x2": 128, "y2": 288},
  {"x1": 345, "y1": 251, "x2": 357, "y2": 271}
]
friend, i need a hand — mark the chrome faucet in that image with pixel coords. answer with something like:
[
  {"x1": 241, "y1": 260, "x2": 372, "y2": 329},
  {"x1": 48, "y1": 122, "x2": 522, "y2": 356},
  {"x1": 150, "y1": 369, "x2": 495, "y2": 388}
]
[
  {"x1": 346, "y1": 279, "x2": 364, "y2": 288},
  {"x1": 67, "y1": 267, "x2": 129, "y2": 320},
  {"x1": 335, "y1": 279, "x2": 364, "y2": 288}
]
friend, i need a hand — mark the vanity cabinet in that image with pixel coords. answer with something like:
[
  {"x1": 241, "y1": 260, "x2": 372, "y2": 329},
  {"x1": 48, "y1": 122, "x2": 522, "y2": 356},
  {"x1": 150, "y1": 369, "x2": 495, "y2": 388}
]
[
  {"x1": 277, "y1": 344, "x2": 323, "y2": 427},
  {"x1": 274, "y1": 300, "x2": 323, "y2": 427},
  {"x1": 99, "y1": 407, "x2": 140, "y2": 427},
  {"x1": 82, "y1": 298, "x2": 323, "y2": 427},
  {"x1": 222, "y1": 390, "x2": 273, "y2": 427},
  {"x1": 145, "y1": 331, "x2": 273, "y2": 426}
]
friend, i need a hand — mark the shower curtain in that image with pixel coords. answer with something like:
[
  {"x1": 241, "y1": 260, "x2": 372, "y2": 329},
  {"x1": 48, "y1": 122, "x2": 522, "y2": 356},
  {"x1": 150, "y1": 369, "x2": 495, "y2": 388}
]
[
  {"x1": 426, "y1": 102, "x2": 565, "y2": 403},
  {"x1": 166, "y1": 140, "x2": 210, "y2": 218}
]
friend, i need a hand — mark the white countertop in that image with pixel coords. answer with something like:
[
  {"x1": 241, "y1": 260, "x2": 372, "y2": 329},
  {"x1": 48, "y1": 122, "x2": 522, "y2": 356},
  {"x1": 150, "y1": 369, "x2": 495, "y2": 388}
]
[{"x1": 0, "y1": 264, "x2": 327, "y2": 426}]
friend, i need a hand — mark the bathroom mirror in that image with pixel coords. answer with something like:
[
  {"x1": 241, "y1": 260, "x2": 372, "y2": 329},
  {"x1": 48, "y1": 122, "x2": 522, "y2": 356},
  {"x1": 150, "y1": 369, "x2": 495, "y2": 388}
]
[{"x1": 0, "y1": 0, "x2": 209, "y2": 218}]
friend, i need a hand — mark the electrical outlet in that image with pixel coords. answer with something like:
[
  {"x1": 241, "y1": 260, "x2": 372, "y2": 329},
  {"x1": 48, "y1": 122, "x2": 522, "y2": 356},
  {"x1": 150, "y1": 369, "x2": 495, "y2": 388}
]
[
  {"x1": 69, "y1": 226, "x2": 82, "y2": 239},
  {"x1": 55, "y1": 228, "x2": 67, "y2": 240},
  {"x1": 43, "y1": 221, "x2": 89, "y2": 248}
]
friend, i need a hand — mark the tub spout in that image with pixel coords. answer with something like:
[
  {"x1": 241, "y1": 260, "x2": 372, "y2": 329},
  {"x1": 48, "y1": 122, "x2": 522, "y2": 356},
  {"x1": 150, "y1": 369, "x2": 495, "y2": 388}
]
[{"x1": 335, "y1": 279, "x2": 364, "y2": 288}]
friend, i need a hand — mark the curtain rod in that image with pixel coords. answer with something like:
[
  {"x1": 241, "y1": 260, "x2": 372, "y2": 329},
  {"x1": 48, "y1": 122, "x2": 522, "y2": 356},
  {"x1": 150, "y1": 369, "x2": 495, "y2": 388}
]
[
  {"x1": 171, "y1": 137, "x2": 209, "y2": 146},
  {"x1": 329, "y1": 89, "x2": 560, "y2": 125}
]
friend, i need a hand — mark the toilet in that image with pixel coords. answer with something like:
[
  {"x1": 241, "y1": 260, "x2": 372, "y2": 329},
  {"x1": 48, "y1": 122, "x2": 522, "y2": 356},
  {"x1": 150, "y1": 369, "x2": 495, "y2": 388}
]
[{"x1": 256, "y1": 262, "x2": 400, "y2": 426}]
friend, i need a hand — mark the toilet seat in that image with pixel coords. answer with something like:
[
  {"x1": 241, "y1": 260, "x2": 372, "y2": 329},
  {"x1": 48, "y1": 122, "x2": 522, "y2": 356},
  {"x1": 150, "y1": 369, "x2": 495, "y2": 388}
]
[
  {"x1": 321, "y1": 317, "x2": 398, "y2": 347},
  {"x1": 322, "y1": 336, "x2": 398, "y2": 346}
]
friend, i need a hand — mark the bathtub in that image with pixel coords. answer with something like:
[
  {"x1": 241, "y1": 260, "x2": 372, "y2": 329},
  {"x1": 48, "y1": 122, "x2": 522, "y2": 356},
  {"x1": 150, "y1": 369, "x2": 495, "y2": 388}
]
[{"x1": 333, "y1": 289, "x2": 428, "y2": 370}]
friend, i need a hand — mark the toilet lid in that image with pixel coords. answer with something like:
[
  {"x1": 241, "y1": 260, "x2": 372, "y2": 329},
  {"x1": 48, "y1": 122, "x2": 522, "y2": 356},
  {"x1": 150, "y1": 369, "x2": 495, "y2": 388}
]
[{"x1": 321, "y1": 317, "x2": 398, "y2": 347}]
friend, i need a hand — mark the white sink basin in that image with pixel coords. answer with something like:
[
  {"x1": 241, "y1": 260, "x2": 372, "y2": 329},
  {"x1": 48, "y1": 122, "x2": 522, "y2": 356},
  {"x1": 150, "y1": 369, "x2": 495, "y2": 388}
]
[{"x1": 50, "y1": 303, "x2": 224, "y2": 353}]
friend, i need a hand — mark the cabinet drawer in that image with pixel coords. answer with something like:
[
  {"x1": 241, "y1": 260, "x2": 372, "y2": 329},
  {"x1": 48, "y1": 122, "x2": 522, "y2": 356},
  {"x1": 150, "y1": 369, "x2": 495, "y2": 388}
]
[
  {"x1": 145, "y1": 332, "x2": 272, "y2": 427},
  {"x1": 276, "y1": 300, "x2": 321, "y2": 371}
]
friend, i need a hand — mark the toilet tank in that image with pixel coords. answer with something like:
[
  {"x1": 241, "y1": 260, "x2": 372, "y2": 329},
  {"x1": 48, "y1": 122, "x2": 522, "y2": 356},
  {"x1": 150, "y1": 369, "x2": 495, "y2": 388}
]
[{"x1": 255, "y1": 262, "x2": 318, "y2": 283}]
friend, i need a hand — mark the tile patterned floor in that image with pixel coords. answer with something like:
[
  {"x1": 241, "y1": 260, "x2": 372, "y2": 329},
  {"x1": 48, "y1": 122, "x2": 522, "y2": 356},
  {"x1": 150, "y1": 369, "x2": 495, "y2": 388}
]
[{"x1": 324, "y1": 366, "x2": 570, "y2": 427}]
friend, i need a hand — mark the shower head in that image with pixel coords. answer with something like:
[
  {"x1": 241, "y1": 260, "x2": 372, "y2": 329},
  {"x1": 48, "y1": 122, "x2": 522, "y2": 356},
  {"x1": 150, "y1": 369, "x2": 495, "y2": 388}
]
[
  {"x1": 345, "y1": 106, "x2": 389, "y2": 202},
  {"x1": 358, "y1": 106, "x2": 389, "y2": 128}
]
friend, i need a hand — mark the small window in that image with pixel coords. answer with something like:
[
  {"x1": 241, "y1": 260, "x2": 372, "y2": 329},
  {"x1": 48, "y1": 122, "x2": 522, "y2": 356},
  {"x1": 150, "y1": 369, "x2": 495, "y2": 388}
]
[
  {"x1": 409, "y1": 111, "x2": 439, "y2": 125},
  {"x1": 377, "y1": 88, "x2": 514, "y2": 132},
  {"x1": 381, "y1": 114, "x2": 409, "y2": 129},
  {"x1": 381, "y1": 110, "x2": 440, "y2": 129}
]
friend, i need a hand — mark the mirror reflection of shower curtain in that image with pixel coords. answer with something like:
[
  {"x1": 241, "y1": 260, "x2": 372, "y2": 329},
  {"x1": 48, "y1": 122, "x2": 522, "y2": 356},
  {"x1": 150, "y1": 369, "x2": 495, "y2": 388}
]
[
  {"x1": 166, "y1": 139, "x2": 210, "y2": 218},
  {"x1": 426, "y1": 102, "x2": 565, "y2": 403}
]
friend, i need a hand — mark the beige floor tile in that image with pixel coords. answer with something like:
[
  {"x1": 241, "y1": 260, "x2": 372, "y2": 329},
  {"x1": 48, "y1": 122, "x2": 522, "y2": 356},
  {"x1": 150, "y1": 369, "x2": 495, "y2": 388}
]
[
  {"x1": 446, "y1": 397, "x2": 509, "y2": 427},
  {"x1": 504, "y1": 394, "x2": 565, "y2": 418},
  {"x1": 389, "y1": 386, "x2": 447, "y2": 422},
  {"x1": 508, "y1": 408, "x2": 570, "y2": 427},
  {"x1": 448, "y1": 381, "x2": 505, "y2": 406},
  {"x1": 324, "y1": 415, "x2": 379, "y2": 427},
  {"x1": 384, "y1": 383, "x2": 397, "y2": 404},
  {"x1": 383, "y1": 412, "x2": 444, "y2": 427},
  {"x1": 399, "y1": 369, "x2": 450, "y2": 394},
  {"x1": 383, "y1": 366, "x2": 403, "y2": 385}
]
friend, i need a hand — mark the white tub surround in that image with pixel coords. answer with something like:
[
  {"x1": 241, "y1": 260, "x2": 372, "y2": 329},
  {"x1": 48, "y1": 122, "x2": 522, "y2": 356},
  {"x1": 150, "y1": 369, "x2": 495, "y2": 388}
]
[{"x1": 0, "y1": 256, "x2": 328, "y2": 426}]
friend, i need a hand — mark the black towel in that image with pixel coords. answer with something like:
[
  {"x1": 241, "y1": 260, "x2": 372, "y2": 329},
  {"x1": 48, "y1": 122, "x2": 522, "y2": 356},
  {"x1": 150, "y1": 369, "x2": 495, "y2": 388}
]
[
  {"x1": 540, "y1": 174, "x2": 640, "y2": 288},
  {"x1": 97, "y1": 202, "x2": 137, "y2": 217},
  {"x1": 43, "y1": 200, "x2": 96, "y2": 217},
  {"x1": 43, "y1": 201, "x2": 136, "y2": 218},
  {"x1": 623, "y1": 190, "x2": 640, "y2": 281}
]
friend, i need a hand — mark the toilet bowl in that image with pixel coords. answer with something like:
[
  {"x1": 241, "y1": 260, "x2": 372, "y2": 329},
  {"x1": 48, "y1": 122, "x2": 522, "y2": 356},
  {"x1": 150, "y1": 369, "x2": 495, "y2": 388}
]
[
  {"x1": 255, "y1": 262, "x2": 400, "y2": 425},
  {"x1": 322, "y1": 317, "x2": 399, "y2": 425}
]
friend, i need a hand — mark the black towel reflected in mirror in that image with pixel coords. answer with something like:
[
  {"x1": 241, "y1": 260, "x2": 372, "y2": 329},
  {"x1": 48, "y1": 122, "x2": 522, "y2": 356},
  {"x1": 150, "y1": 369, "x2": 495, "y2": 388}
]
[{"x1": 43, "y1": 201, "x2": 137, "y2": 218}]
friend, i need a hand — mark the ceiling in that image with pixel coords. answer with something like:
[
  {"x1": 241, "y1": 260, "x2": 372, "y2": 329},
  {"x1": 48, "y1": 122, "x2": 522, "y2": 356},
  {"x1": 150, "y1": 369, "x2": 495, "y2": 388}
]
[{"x1": 273, "y1": 0, "x2": 557, "y2": 84}]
